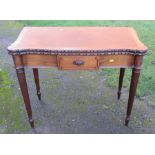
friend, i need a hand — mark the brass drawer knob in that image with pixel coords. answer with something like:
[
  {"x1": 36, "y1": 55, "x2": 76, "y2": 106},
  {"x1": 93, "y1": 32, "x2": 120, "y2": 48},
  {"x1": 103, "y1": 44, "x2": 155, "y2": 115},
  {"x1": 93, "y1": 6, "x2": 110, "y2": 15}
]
[
  {"x1": 73, "y1": 60, "x2": 85, "y2": 66},
  {"x1": 109, "y1": 59, "x2": 115, "y2": 63}
]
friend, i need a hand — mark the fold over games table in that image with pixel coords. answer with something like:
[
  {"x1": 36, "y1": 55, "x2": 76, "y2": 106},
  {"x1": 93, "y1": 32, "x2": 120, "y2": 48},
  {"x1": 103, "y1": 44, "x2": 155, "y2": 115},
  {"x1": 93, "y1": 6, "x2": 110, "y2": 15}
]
[{"x1": 8, "y1": 27, "x2": 147, "y2": 128}]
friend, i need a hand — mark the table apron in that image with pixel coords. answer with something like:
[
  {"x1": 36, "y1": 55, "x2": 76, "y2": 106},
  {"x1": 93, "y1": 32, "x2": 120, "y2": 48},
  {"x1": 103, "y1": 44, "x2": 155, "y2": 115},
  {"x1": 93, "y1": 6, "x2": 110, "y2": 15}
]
[{"x1": 13, "y1": 54, "x2": 137, "y2": 69}]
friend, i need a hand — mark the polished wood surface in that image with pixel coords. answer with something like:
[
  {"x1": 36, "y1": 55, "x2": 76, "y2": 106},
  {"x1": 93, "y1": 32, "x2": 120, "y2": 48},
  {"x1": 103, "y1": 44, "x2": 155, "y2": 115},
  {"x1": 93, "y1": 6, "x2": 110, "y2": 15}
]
[
  {"x1": 8, "y1": 27, "x2": 147, "y2": 52},
  {"x1": 125, "y1": 55, "x2": 143, "y2": 126},
  {"x1": 14, "y1": 54, "x2": 135, "y2": 69},
  {"x1": 99, "y1": 55, "x2": 134, "y2": 68},
  {"x1": 57, "y1": 56, "x2": 99, "y2": 70},
  {"x1": 22, "y1": 55, "x2": 57, "y2": 68},
  {"x1": 16, "y1": 67, "x2": 34, "y2": 128},
  {"x1": 9, "y1": 27, "x2": 147, "y2": 128},
  {"x1": 12, "y1": 53, "x2": 143, "y2": 127}
]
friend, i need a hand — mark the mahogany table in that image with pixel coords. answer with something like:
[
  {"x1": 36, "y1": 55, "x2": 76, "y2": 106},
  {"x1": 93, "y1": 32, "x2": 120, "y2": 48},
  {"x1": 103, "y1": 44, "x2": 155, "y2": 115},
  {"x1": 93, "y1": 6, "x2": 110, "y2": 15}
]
[{"x1": 8, "y1": 27, "x2": 147, "y2": 128}]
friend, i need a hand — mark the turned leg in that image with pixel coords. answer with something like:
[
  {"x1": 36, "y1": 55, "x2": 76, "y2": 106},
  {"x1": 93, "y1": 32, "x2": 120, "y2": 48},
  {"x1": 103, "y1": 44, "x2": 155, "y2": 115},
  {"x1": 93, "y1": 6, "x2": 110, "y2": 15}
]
[
  {"x1": 117, "y1": 68, "x2": 125, "y2": 100},
  {"x1": 16, "y1": 68, "x2": 34, "y2": 128},
  {"x1": 125, "y1": 68, "x2": 140, "y2": 126},
  {"x1": 33, "y1": 68, "x2": 41, "y2": 100}
]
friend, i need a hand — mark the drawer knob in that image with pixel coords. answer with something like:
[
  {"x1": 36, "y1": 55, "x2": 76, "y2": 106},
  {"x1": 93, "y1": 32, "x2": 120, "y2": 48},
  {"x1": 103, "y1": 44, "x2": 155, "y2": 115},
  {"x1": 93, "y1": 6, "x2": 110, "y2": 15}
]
[
  {"x1": 73, "y1": 60, "x2": 85, "y2": 66},
  {"x1": 109, "y1": 59, "x2": 115, "y2": 63}
]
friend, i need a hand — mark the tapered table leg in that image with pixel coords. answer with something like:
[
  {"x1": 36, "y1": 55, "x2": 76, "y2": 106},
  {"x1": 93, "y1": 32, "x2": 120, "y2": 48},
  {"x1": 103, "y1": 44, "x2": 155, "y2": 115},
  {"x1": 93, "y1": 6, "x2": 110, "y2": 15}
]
[
  {"x1": 118, "y1": 68, "x2": 125, "y2": 100},
  {"x1": 16, "y1": 68, "x2": 34, "y2": 128},
  {"x1": 33, "y1": 68, "x2": 41, "y2": 100},
  {"x1": 125, "y1": 68, "x2": 141, "y2": 126}
]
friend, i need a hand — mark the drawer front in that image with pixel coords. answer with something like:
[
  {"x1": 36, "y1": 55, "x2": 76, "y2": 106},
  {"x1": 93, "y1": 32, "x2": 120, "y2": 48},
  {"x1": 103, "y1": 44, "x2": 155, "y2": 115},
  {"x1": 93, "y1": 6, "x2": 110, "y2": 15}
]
[
  {"x1": 99, "y1": 55, "x2": 135, "y2": 68},
  {"x1": 20, "y1": 54, "x2": 134, "y2": 69},
  {"x1": 58, "y1": 56, "x2": 99, "y2": 70},
  {"x1": 22, "y1": 55, "x2": 57, "y2": 67}
]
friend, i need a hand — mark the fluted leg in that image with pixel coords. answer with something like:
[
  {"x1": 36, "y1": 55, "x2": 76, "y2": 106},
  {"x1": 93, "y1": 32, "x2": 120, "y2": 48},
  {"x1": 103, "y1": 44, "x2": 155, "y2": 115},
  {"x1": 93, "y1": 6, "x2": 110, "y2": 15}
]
[
  {"x1": 125, "y1": 68, "x2": 140, "y2": 126},
  {"x1": 16, "y1": 68, "x2": 34, "y2": 128},
  {"x1": 33, "y1": 68, "x2": 41, "y2": 100},
  {"x1": 117, "y1": 68, "x2": 125, "y2": 100}
]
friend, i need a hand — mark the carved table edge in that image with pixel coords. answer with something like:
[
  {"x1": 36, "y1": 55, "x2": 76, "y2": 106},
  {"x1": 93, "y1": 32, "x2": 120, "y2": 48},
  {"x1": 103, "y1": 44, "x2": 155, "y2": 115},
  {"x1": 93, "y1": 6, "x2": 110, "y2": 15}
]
[{"x1": 8, "y1": 49, "x2": 147, "y2": 56}]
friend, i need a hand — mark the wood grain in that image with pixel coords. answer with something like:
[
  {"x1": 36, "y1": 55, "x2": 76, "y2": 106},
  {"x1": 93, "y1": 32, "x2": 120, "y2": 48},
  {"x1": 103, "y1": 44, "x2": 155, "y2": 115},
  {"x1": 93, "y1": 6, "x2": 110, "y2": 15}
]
[
  {"x1": 99, "y1": 55, "x2": 134, "y2": 68},
  {"x1": 19, "y1": 54, "x2": 136, "y2": 69},
  {"x1": 22, "y1": 55, "x2": 57, "y2": 68},
  {"x1": 57, "y1": 56, "x2": 99, "y2": 70}
]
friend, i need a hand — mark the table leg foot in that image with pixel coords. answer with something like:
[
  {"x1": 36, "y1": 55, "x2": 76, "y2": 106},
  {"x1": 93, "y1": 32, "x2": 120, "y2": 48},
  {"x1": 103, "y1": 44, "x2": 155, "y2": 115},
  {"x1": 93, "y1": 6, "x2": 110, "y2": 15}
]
[
  {"x1": 125, "y1": 116, "x2": 130, "y2": 126},
  {"x1": 29, "y1": 119, "x2": 34, "y2": 128},
  {"x1": 37, "y1": 92, "x2": 41, "y2": 100},
  {"x1": 117, "y1": 91, "x2": 121, "y2": 100}
]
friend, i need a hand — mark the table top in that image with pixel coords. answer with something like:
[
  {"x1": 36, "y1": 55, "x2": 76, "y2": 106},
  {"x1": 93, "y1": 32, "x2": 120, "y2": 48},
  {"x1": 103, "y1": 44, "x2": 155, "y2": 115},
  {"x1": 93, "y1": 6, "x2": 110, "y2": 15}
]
[{"x1": 8, "y1": 27, "x2": 147, "y2": 56}]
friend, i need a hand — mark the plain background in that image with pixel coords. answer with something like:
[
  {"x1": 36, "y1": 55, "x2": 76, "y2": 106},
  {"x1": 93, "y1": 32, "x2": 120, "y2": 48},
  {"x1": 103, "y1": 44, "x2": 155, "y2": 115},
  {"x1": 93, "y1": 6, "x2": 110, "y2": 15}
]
[{"x1": 0, "y1": 0, "x2": 155, "y2": 155}]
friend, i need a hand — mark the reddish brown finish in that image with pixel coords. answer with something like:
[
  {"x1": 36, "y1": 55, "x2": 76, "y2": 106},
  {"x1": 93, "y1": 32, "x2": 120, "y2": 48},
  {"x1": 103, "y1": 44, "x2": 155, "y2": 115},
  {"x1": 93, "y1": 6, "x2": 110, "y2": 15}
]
[
  {"x1": 16, "y1": 67, "x2": 34, "y2": 128},
  {"x1": 125, "y1": 56, "x2": 143, "y2": 126},
  {"x1": 13, "y1": 55, "x2": 23, "y2": 69},
  {"x1": 58, "y1": 56, "x2": 99, "y2": 70},
  {"x1": 13, "y1": 55, "x2": 34, "y2": 128},
  {"x1": 8, "y1": 27, "x2": 147, "y2": 128},
  {"x1": 125, "y1": 68, "x2": 140, "y2": 126},
  {"x1": 33, "y1": 68, "x2": 41, "y2": 100},
  {"x1": 99, "y1": 55, "x2": 134, "y2": 68},
  {"x1": 8, "y1": 27, "x2": 147, "y2": 53},
  {"x1": 14, "y1": 54, "x2": 135, "y2": 69},
  {"x1": 118, "y1": 68, "x2": 125, "y2": 100},
  {"x1": 22, "y1": 55, "x2": 57, "y2": 68}
]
